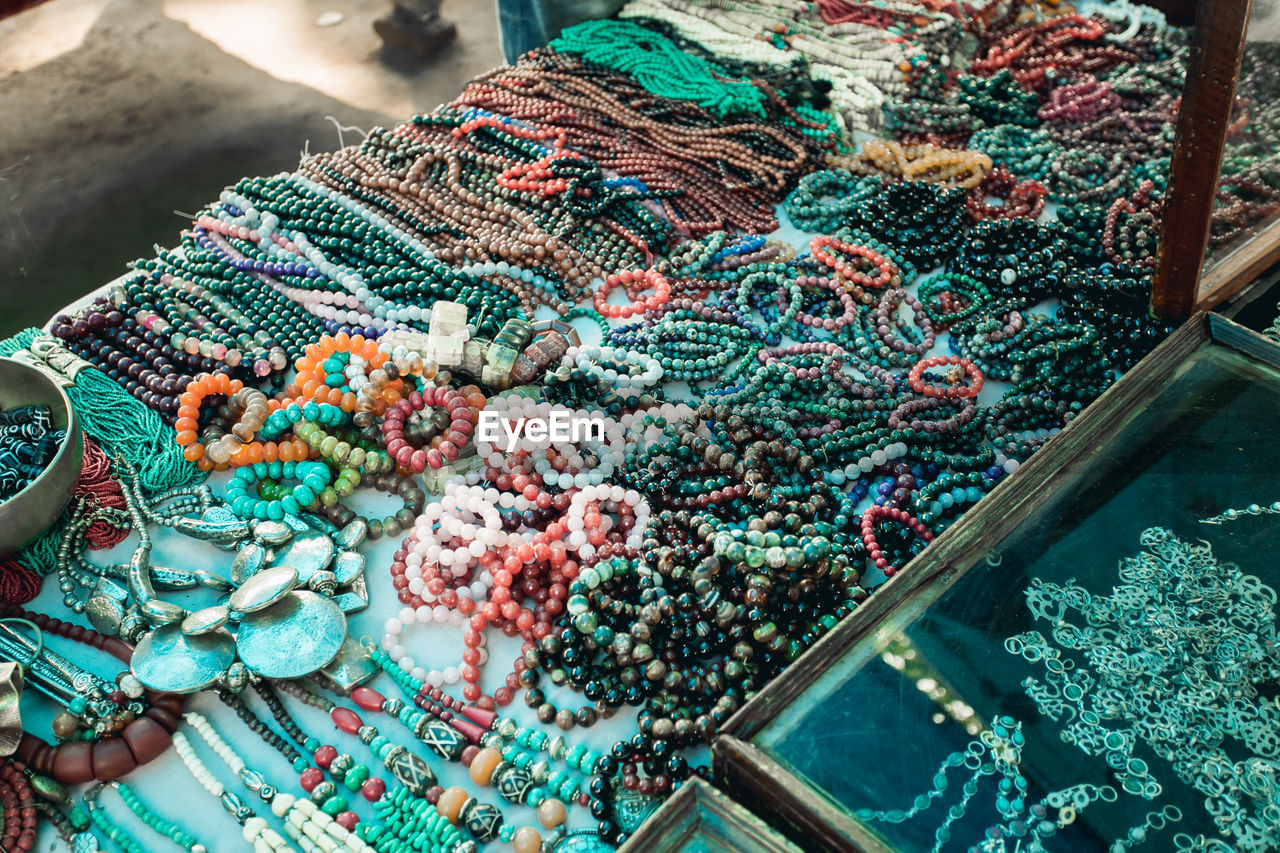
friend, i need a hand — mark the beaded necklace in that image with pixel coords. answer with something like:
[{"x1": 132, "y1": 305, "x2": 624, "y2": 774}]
[{"x1": 455, "y1": 52, "x2": 828, "y2": 235}]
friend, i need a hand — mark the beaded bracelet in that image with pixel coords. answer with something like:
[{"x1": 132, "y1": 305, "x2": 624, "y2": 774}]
[
  {"x1": 296, "y1": 419, "x2": 394, "y2": 478},
  {"x1": 174, "y1": 375, "x2": 283, "y2": 469},
  {"x1": 292, "y1": 332, "x2": 397, "y2": 413},
  {"x1": 475, "y1": 395, "x2": 625, "y2": 489},
  {"x1": 225, "y1": 459, "x2": 332, "y2": 520},
  {"x1": 793, "y1": 273, "x2": 860, "y2": 332},
  {"x1": 966, "y1": 168, "x2": 1047, "y2": 222},
  {"x1": 968, "y1": 125, "x2": 1064, "y2": 182},
  {"x1": 860, "y1": 504, "x2": 934, "y2": 577},
  {"x1": 382, "y1": 387, "x2": 476, "y2": 472},
  {"x1": 593, "y1": 269, "x2": 672, "y2": 320},
  {"x1": 809, "y1": 236, "x2": 900, "y2": 293},
  {"x1": 309, "y1": 469, "x2": 425, "y2": 540},
  {"x1": 262, "y1": 399, "x2": 395, "y2": 478},
  {"x1": 908, "y1": 355, "x2": 985, "y2": 400},
  {"x1": 352, "y1": 343, "x2": 441, "y2": 414},
  {"x1": 560, "y1": 346, "x2": 664, "y2": 398},
  {"x1": 561, "y1": 307, "x2": 611, "y2": 342},
  {"x1": 589, "y1": 737, "x2": 694, "y2": 847},
  {"x1": 864, "y1": 287, "x2": 936, "y2": 363},
  {"x1": 831, "y1": 139, "x2": 991, "y2": 189},
  {"x1": 783, "y1": 168, "x2": 881, "y2": 232},
  {"x1": 275, "y1": 681, "x2": 550, "y2": 851}
]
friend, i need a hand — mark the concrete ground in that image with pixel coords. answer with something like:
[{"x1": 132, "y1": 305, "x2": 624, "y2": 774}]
[{"x1": 0, "y1": 0, "x2": 503, "y2": 334}]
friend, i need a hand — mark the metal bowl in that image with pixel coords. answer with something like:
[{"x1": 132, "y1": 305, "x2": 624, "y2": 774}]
[{"x1": 0, "y1": 357, "x2": 82, "y2": 556}]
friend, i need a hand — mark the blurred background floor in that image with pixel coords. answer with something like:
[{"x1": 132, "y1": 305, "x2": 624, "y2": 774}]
[{"x1": 0, "y1": 0, "x2": 501, "y2": 334}]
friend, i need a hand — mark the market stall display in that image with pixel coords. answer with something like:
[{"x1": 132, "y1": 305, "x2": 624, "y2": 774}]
[{"x1": 2, "y1": 1, "x2": 1279, "y2": 851}]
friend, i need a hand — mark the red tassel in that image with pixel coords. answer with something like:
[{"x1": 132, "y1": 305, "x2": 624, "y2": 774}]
[
  {"x1": 0, "y1": 559, "x2": 40, "y2": 605},
  {"x1": 76, "y1": 435, "x2": 128, "y2": 549}
]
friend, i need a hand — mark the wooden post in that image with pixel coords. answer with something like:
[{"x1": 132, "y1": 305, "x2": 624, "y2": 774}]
[{"x1": 1151, "y1": 0, "x2": 1254, "y2": 321}]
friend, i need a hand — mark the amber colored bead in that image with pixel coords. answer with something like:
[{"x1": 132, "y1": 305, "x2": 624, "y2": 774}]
[
  {"x1": 468, "y1": 747, "x2": 503, "y2": 786},
  {"x1": 436, "y1": 786, "x2": 469, "y2": 824}
]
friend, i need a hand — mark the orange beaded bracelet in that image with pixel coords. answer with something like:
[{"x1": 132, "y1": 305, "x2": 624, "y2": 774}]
[{"x1": 289, "y1": 332, "x2": 399, "y2": 413}]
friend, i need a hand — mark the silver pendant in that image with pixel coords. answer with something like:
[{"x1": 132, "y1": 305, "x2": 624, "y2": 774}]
[
  {"x1": 182, "y1": 605, "x2": 230, "y2": 636},
  {"x1": 331, "y1": 575, "x2": 369, "y2": 614},
  {"x1": 230, "y1": 541, "x2": 268, "y2": 585},
  {"x1": 131, "y1": 625, "x2": 236, "y2": 693},
  {"x1": 228, "y1": 565, "x2": 298, "y2": 614},
  {"x1": 235, "y1": 591, "x2": 345, "y2": 679},
  {"x1": 86, "y1": 577, "x2": 129, "y2": 635},
  {"x1": 333, "y1": 518, "x2": 368, "y2": 550},
  {"x1": 85, "y1": 596, "x2": 126, "y2": 637},
  {"x1": 313, "y1": 636, "x2": 380, "y2": 695},
  {"x1": 148, "y1": 565, "x2": 201, "y2": 591},
  {"x1": 139, "y1": 599, "x2": 185, "y2": 625},
  {"x1": 332, "y1": 550, "x2": 365, "y2": 585},
  {"x1": 271, "y1": 530, "x2": 335, "y2": 583},
  {"x1": 252, "y1": 520, "x2": 293, "y2": 546}
]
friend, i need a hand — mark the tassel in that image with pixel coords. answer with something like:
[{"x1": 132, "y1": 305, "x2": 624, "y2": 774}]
[
  {"x1": 0, "y1": 329, "x2": 38, "y2": 359},
  {"x1": 0, "y1": 559, "x2": 40, "y2": 606},
  {"x1": 63, "y1": 367, "x2": 200, "y2": 494},
  {"x1": 77, "y1": 435, "x2": 128, "y2": 549}
]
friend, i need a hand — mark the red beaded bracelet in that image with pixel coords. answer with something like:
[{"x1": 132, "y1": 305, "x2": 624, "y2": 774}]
[
  {"x1": 965, "y1": 168, "x2": 1046, "y2": 223},
  {"x1": 908, "y1": 355, "x2": 985, "y2": 400},
  {"x1": 809, "y1": 236, "x2": 897, "y2": 292},
  {"x1": 593, "y1": 269, "x2": 671, "y2": 319},
  {"x1": 381, "y1": 387, "x2": 475, "y2": 472},
  {"x1": 860, "y1": 505, "x2": 934, "y2": 577}
]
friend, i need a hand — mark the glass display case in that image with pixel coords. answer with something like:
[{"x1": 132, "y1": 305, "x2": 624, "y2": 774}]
[
  {"x1": 617, "y1": 779, "x2": 803, "y2": 853},
  {"x1": 711, "y1": 313, "x2": 1280, "y2": 852}
]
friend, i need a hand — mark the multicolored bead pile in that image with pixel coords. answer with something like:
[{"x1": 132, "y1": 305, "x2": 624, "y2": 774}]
[{"x1": 4, "y1": 2, "x2": 1279, "y2": 852}]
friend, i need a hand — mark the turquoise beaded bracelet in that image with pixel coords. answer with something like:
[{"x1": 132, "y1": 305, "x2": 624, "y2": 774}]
[{"x1": 225, "y1": 459, "x2": 332, "y2": 520}]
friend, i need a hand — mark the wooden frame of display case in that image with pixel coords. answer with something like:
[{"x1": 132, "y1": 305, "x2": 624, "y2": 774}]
[
  {"x1": 1151, "y1": 0, "x2": 1275, "y2": 320},
  {"x1": 617, "y1": 777, "x2": 803, "y2": 853},
  {"x1": 1195, "y1": 214, "x2": 1280, "y2": 312},
  {"x1": 710, "y1": 311, "x2": 1280, "y2": 853}
]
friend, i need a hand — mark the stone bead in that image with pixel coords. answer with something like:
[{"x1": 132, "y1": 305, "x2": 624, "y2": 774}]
[
  {"x1": 51, "y1": 713, "x2": 78, "y2": 740},
  {"x1": 300, "y1": 768, "x2": 324, "y2": 791},
  {"x1": 91, "y1": 738, "x2": 136, "y2": 781},
  {"x1": 512, "y1": 826, "x2": 542, "y2": 853},
  {"x1": 121, "y1": 717, "x2": 170, "y2": 765},
  {"x1": 436, "y1": 785, "x2": 469, "y2": 824},
  {"x1": 352, "y1": 687, "x2": 384, "y2": 712},
  {"x1": 468, "y1": 747, "x2": 503, "y2": 786},
  {"x1": 361, "y1": 777, "x2": 386, "y2": 802},
  {"x1": 536, "y1": 799, "x2": 566, "y2": 829},
  {"x1": 331, "y1": 707, "x2": 363, "y2": 734}
]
